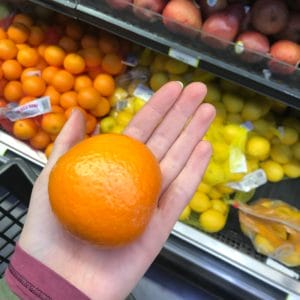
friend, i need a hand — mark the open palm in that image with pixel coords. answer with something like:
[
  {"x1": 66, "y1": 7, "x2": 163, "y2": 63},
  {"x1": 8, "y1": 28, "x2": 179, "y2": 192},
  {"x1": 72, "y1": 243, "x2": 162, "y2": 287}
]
[{"x1": 19, "y1": 82, "x2": 215, "y2": 300}]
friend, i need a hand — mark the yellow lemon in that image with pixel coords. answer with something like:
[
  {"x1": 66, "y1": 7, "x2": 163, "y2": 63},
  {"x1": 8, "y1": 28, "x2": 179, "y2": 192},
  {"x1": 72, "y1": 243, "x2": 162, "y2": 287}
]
[
  {"x1": 149, "y1": 72, "x2": 169, "y2": 91},
  {"x1": 133, "y1": 97, "x2": 145, "y2": 113},
  {"x1": 283, "y1": 160, "x2": 300, "y2": 178},
  {"x1": 109, "y1": 87, "x2": 128, "y2": 107},
  {"x1": 212, "y1": 142, "x2": 229, "y2": 162},
  {"x1": 241, "y1": 99, "x2": 263, "y2": 121},
  {"x1": 100, "y1": 116, "x2": 116, "y2": 133},
  {"x1": 116, "y1": 111, "x2": 132, "y2": 127},
  {"x1": 223, "y1": 124, "x2": 242, "y2": 144},
  {"x1": 247, "y1": 159, "x2": 259, "y2": 172},
  {"x1": 110, "y1": 125, "x2": 124, "y2": 134},
  {"x1": 150, "y1": 54, "x2": 168, "y2": 72},
  {"x1": 253, "y1": 119, "x2": 275, "y2": 140},
  {"x1": 204, "y1": 83, "x2": 221, "y2": 103},
  {"x1": 189, "y1": 192, "x2": 211, "y2": 213},
  {"x1": 197, "y1": 182, "x2": 212, "y2": 194},
  {"x1": 261, "y1": 160, "x2": 284, "y2": 182},
  {"x1": 208, "y1": 188, "x2": 223, "y2": 200},
  {"x1": 199, "y1": 209, "x2": 226, "y2": 233},
  {"x1": 210, "y1": 199, "x2": 229, "y2": 215},
  {"x1": 213, "y1": 102, "x2": 227, "y2": 121},
  {"x1": 226, "y1": 113, "x2": 243, "y2": 124},
  {"x1": 216, "y1": 183, "x2": 234, "y2": 195},
  {"x1": 292, "y1": 142, "x2": 300, "y2": 161},
  {"x1": 270, "y1": 144, "x2": 293, "y2": 164},
  {"x1": 280, "y1": 252, "x2": 300, "y2": 267},
  {"x1": 165, "y1": 58, "x2": 189, "y2": 75},
  {"x1": 179, "y1": 205, "x2": 191, "y2": 221},
  {"x1": 222, "y1": 93, "x2": 244, "y2": 113},
  {"x1": 246, "y1": 135, "x2": 271, "y2": 160},
  {"x1": 278, "y1": 127, "x2": 299, "y2": 145},
  {"x1": 203, "y1": 162, "x2": 226, "y2": 185},
  {"x1": 254, "y1": 234, "x2": 275, "y2": 255}
]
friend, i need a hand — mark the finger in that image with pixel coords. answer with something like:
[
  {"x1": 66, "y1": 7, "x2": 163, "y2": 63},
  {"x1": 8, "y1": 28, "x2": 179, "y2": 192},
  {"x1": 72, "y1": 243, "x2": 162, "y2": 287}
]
[
  {"x1": 159, "y1": 103, "x2": 215, "y2": 193},
  {"x1": 46, "y1": 109, "x2": 86, "y2": 170},
  {"x1": 123, "y1": 81, "x2": 183, "y2": 142},
  {"x1": 146, "y1": 82, "x2": 207, "y2": 161},
  {"x1": 158, "y1": 141, "x2": 212, "y2": 229}
]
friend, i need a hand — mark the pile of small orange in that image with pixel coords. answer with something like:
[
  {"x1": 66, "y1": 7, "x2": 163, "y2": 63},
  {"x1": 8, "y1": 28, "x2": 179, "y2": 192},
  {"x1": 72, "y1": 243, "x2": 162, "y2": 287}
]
[{"x1": 0, "y1": 13, "x2": 129, "y2": 158}]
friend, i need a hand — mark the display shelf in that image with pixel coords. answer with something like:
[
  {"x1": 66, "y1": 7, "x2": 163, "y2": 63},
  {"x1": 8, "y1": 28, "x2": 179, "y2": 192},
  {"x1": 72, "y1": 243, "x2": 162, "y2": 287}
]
[{"x1": 26, "y1": 0, "x2": 300, "y2": 110}]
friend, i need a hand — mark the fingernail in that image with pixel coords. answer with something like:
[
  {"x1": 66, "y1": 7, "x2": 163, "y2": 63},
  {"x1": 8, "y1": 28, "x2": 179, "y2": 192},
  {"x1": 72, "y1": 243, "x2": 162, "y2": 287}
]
[{"x1": 176, "y1": 81, "x2": 184, "y2": 88}]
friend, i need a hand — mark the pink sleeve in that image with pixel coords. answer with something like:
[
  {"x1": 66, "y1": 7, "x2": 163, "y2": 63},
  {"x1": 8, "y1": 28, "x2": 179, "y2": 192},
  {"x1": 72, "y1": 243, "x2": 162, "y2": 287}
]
[{"x1": 4, "y1": 244, "x2": 89, "y2": 300}]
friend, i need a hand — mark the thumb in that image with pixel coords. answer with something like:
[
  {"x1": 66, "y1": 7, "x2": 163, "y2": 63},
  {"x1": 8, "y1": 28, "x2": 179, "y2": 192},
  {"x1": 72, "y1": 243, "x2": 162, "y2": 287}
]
[{"x1": 46, "y1": 109, "x2": 86, "y2": 170}]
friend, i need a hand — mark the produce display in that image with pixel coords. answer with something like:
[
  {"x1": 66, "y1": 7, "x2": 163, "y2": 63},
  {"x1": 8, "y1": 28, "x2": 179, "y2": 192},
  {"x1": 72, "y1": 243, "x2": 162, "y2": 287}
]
[{"x1": 105, "y1": 0, "x2": 300, "y2": 75}]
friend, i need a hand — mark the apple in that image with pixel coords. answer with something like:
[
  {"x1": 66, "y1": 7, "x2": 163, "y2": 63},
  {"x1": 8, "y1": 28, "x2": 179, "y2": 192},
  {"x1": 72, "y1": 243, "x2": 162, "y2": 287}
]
[
  {"x1": 133, "y1": 0, "x2": 167, "y2": 22},
  {"x1": 275, "y1": 13, "x2": 300, "y2": 43},
  {"x1": 235, "y1": 31, "x2": 270, "y2": 63},
  {"x1": 201, "y1": 3, "x2": 244, "y2": 49},
  {"x1": 251, "y1": 0, "x2": 289, "y2": 35},
  {"x1": 162, "y1": 0, "x2": 202, "y2": 37},
  {"x1": 105, "y1": 0, "x2": 133, "y2": 9},
  {"x1": 269, "y1": 40, "x2": 300, "y2": 75},
  {"x1": 197, "y1": 0, "x2": 228, "y2": 18}
]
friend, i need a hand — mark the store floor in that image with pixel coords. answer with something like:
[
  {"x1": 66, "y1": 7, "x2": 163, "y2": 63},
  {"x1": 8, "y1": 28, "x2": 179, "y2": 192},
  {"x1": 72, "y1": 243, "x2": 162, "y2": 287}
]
[{"x1": 132, "y1": 263, "x2": 216, "y2": 300}]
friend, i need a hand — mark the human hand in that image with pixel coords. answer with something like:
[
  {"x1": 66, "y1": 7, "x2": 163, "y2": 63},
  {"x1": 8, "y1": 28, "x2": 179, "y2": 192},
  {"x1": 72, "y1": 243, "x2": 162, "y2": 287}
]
[{"x1": 19, "y1": 82, "x2": 215, "y2": 300}]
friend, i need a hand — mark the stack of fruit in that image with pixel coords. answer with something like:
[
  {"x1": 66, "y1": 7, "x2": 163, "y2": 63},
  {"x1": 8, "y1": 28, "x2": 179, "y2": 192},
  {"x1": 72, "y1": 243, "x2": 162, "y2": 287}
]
[{"x1": 0, "y1": 12, "x2": 129, "y2": 157}]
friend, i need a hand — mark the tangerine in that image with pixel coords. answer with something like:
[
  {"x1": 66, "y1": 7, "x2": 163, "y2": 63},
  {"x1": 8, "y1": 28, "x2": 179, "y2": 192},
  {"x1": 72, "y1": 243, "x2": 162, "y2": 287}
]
[
  {"x1": 81, "y1": 34, "x2": 98, "y2": 49},
  {"x1": 30, "y1": 129, "x2": 51, "y2": 150},
  {"x1": 44, "y1": 45, "x2": 66, "y2": 67},
  {"x1": 13, "y1": 119, "x2": 37, "y2": 140},
  {"x1": 48, "y1": 134, "x2": 162, "y2": 246},
  {"x1": 17, "y1": 47, "x2": 40, "y2": 67},
  {"x1": 0, "y1": 28, "x2": 7, "y2": 40},
  {"x1": 63, "y1": 53, "x2": 86, "y2": 75},
  {"x1": 4, "y1": 81, "x2": 23, "y2": 102},
  {"x1": 58, "y1": 36, "x2": 78, "y2": 53},
  {"x1": 28, "y1": 26, "x2": 45, "y2": 46},
  {"x1": 51, "y1": 105, "x2": 64, "y2": 113},
  {"x1": 90, "y1": 97, "x2": 110, "y2": 117},
  {"x1": 65, "y1": 22, "x2": 84, "y2": 40},
  {"x1": 13, "y1": 14, "x2": 33, "y2": 27},
  {"x1": 60, "y1": 91, "x2": 78, "y2": 109},
  {"x1": 42, "y1": 66, "x2": 59, "y2": 84},
  {"x1": 19, "y1": 96, "x2": 35, "y2": 105},
  {"x1": 74, "y1": 75, "x2": 92, "y2": 92},
  {"x1": 2, "y1": 59, "x2": 23, "y2": 80},
  {"x1": 44, "y1": 85, "x2": 61, "y2": 105},
  {"x1": 0, "y1": 39, "x2": 18, "y2": 60},
  {"x1": 21, "y1": 68, "x2": 41, "y2": 82},
  {"x1": 22, "y1": 77, "x2": 46, "y2": 97},
  {"x1": 101, "y1": 53, "x2": 123, "y2": 75},
  {"x1": 78, "y1": 86, "x2": 101, "y2": 110},
  {"x1": 7, "y1": 23, "x2": 30, "y2": 44},
  {"x1": 81, "y1": 48, "x2": 102, "y2": 68},
  {"x1": 45, "y1": 142, "x2": 54, "y2": 158},
  {"x1": 93, "y1": 73, "x2": 115, "y2": 97},
  {"x1": 85, "y1": 113, "x2": 97, "y2": 134},
  {"x1": 51, "y1": 70, "x2": 74, "y2": 93},
  {"x1": 98, "y1": 34, "x2": 120, "y2": 54},
  {"x1": 41, "y1": 112, "x2": 67, "y2": 135}
]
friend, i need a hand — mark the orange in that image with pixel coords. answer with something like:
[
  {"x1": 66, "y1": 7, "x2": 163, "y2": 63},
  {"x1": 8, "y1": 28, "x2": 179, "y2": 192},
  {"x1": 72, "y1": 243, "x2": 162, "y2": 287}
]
[
  {"x1": 19, "y1": 96, "x2": 35, "y2": 105},
  {"x1": 85, "y1": 113, "x2": 97, "y2": 134},
  {"x1": 90, "y1": 97, "x2": 110, "y2": 117},
  {"x1": 2, "y1": 59, "x2": 23, "y2": 80},
  {"x1": 81, "y1": 48, "x2": 102, "y2": 68},
  {"x1": 93, "y1": 73, "x2": 115, "y2": 97},
  {"x1": 0, "y1": 39, "x2": 18, "y2": 60},
  {"x1": 81, "y1": 34, "x2": 98, "y2": 49},
  {"x1": 78, "y1": 86, "x2": 101, "y2": 110},
  {"x1": 60, "y1": 91, "x2": 78, "y2": 109},
  {"x1": 7, "y1": 23, "x2": 30, "y2": 44},
  {"x1": 17, "y1": 47, "x2": 40, "y2": 67},
  {"x1": 13, "y1": 119, "x2": 38, "y2": 140},
  {"x1": 58, "y1": 36, "x2": 78, "y2": 53},
  {"x1": 30, "y1": 129, "x2": 51, "y2": 150},
  {"x1": 88, "y1": 66, "x2": 103, "y2": 80},
  {"x1": 16, "y1": 43, "x2": 29, "y2": 50},
  {"x1": 0, "y1": 79, "x2": 8, "y2": 97},
  {"x1": 101, "y1": 53, "x2": 123, "y2": 75},
  {"x1": 42, "y1": 66, "x2": 59, "y2": 84},
  {"x1": 41, "y1": 112, "x2": 67, "y2": 135},
  {"x1": 65, "y1": 22, "x2": 84, "y2": 40},
  {"x1": 51, "y1": 105, "x2": 64, "y2": 113},
  {"x1": 28, "y1": 26, "x2": 45, "y2": 47},
  {"x1": 23, "y1": 77, "x2": 46, "y2": 97},
  {"x1": 36, "y1": 58, "x2": 48, "y2": 70},
  {"x1": 0, "y1": 28, "x2": 7, "y2": 40},
  {"x1": 45, "y1": 142, "x2": 54, "y2": 158},
  {"x1": 63, "y1": 53, "x2": 86, "y2": 75},
  {"x1": 44, "y1": 45, "x2": 66, "y2": 67},
  {"x1": 98, "y1": 34, "x2": 120, "y2": 54},
  {"x1": 21, "y1": 68, "x2": 41, "y2": 82},
  {"x1": 51, "y1": 70, "x2": 74, "y2": 93},
  {"x1": 44, "y1": 86, "x2": 61, "y2": 105},
  {"x1": 65, "y1": 106, "x2": 87, "y2": 119},
  {"x1": 74, "y1": 75, "x2": 92, "y2": 92},
  {"x1": 48, "y1": 134, "x2": 162, "y2": 246},
  {"x1": 37, "y1": 44, "x2": 47, "y2": 57},
  {"x1": 13, "y1": 14, "x2": 33, "y2": 27},
  {"x1": 4, "y1": 81, "x2": 23, "y2": 102},
  {"x1": 0, "y1": 67, "x2": 3, "y2": 80}
]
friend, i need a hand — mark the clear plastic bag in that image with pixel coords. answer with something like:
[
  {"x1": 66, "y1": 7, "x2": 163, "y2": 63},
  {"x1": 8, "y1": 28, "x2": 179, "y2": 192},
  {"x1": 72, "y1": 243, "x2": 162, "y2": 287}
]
[{"x1": 238, "y1": 198, "x2": 300, "y2": 267}]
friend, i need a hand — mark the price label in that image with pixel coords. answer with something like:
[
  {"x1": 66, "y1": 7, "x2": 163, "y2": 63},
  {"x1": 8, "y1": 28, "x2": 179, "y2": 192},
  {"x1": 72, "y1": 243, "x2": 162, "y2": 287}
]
[
  {"x1": 168, "y1": 48, "x2": 200, "y2": 67},
  {"x1": 133, "y1": 84, "x2": 154, "y2": 102}
]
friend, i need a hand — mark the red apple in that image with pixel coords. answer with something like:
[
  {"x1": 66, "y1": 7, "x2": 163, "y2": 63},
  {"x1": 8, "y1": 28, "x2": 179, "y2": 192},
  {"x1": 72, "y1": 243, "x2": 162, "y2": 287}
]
[
  {"x1": 269, "y1": 40, "x2": 300, "y2": 75},
  {"x1": 251, "y1": 0, "x2": 289, "y2": 35},
  {"x1": 162, "y1": 0, "x2": 202, "y2": 37},
  {"x1": 235, "y1": 31, "x2": 270, "y2": 63},
  {"x1": 201, "y1": 3, "x2": 244, "y2": 49},
  {"x1": 276, "y1": 13, "x2": 300, "y2": 43},
  {"x1": 133, "y1": 0, "x2": 167, "y2": 22},
  {"x1": 106, "y1": 0, "x2": 133, "y2": 9},
  {"x1": 197, "y1": 0, "x2": 228, "y2": 18}
]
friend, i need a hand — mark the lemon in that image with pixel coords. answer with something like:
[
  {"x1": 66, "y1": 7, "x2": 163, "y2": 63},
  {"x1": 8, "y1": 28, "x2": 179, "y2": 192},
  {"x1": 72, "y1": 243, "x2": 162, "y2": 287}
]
[
  {"x1": 212, "y1": 142, "x2": 229, "y2": 162},
  {"x1": 168, "y1": 74, "x2": 182, "y2": 82},
  {"x1": 214, "y1": 102, "x2": 227, "y2": 121},
  {"x1": 260, "y1": 97, "x2": 272, "y2": 116},
  {"x1": 261, "y1": 160, "x2": 284, "y2": 182},
  {"x1": 222, "y1": 93, "x2": 244, "y2": 113},
  {"x1": 283, "y1": 160, "x2": 300, "y2": 178},
  {"x1": 203, "y1": 162, "x2": 226, "y2": 185},
  {"x1": 150, "y1": 54, "x2": 168, "y2": 72},
  {"x1": 210, "y1": 199, "x2": 228, "y2": 215},
  {"x1": 271, "y1": 101, "x2": 287, "y2": 114},
  {"x1": 116, "y1": 111, "x2": 132, "y2": 127},
  {"x1": 192, "y1": 69, "x2": 216, "y2": 83},
  {"x1": 208, "y1": 188, "x2": 223, "y2": 200},
  {"x1": 216, "y1": 184, "x2": 234, "y2": 195},
  {"x1": 292, "y1": 142, "x2": 300, "y2": 160},
  {"x1": 226, "y1": 113, "x2": 243, "y2": 124},
  {"x1": 280, "y1": 252, "x2": 300, "y2": 267},
  {"x1": 197, "y1": 182, "x2": 212, "y2": 194},
  {"x1": 223, "y1": 124, "x2": 241, "y2": 144},
  {"x1": 253, "y1": 119, "x2": 275, "y2": 140},
  {"x1": 199, "y1": 209, "x2": 226, "y2": 233},
  {"x1": 228, "y1": 172, "x2": 245, "y2": 182},
  {"x1": 246, "y1": 135, "x2": 271, "y2": 160},
  {"x1": 138, "y1": 48, "x2": 155, "y2": 67},
  {"x1": 164, "y1": 58, "x2": 189, "y2": 75},
  {"x1": 220, "y1": 79, "x2": 240, "y2": 92},
  {"x1": 270, "y1": 144, "x2": 293, "y2": 164},
  {"x1": 100, "y1": 116, "x2": 116, "y2": 133},
  {"x1": 278, "y1": 127, "x2": 298, "y2": 145},
  {"x1": 204, "y1": 83, "x2": 221, "y2": 103},
  {"x1": 241, "y1": 99, "x2": 263, "y2": 121},
  {"x1": 282, "y1": 116, "x2": 300, "y2": 132},
  {"x1": 189, "y1": 192, "x2": 211, "y2": 213},
  {"x1": 111, "y1": 125, "x2": 124, "y2": 134},
  {"x1": 109, "y1": 87, "x2": 128, "y2": 107},
  {"x1": 133, "y1": 97, "x2": 145, "y2": 113},
  {"x1": 254, "y1": 234, "x2": 275, "y2": 255},
  {"x1": 123, "y1": 98, "x2": 135, "y2": 114},
  {"x1": 179, "y1": 205, "x2": 191, "y2": 221},
  {"x1": 149, "y1": 72, "x2": 169, "y2": 91}
]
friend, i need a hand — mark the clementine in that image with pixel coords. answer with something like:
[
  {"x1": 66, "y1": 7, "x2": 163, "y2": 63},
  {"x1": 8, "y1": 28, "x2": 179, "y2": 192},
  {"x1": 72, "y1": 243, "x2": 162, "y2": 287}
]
[
  {"x1": 7, "y1": 22, "x2": 30, "y2": 44},
  {"x1": 74, "y1": 75, "x2": 92, "y2": 92},
  {"x1": 13, "y1": 119, "x2": 38, "y2": 140},
  {"x1": 98, "y1": 34, "x2": 120, "y2": 54},
  {"x1": 45, "y1": 142, "x2": 54, "y2": 158},
  {"x1": 42, "y1": 66, "x2": 59, "y2": 84},
  {"x1": 81, "y1": 34, "x2": 98, "y2": 49},
  {"x1": 60, "y1": 91, "x2": 78, "y2": 109},
  {"x1": 77, "y1": 86, "x2": 101, "y2": 110},
  {"x1": 41, "y1": 112, "x2": 67, "y2": 135},
  {"x1": 93, "y1": 73, "x2": 115, "y2": 97},
  {"x1": 49, "y1": 134, "x2": 162, "y2": 246},
  {"x1": 0, "y1": 39, "x2": 18, "y2": 60},
  {"x1": 2, "y1": 59, "x2": 23, "y2": 80},
  {"x1": 44, "y1": 85, "x2": 60, "y2": 105},
  {"x1": 4, "y1": 81, "x2": 23, "y2": 102},
  {"x1": 28, "y1": 26, "x2": 45, "y2": 47},
  {"x1": 44, "y1": 45, "x2": 66, "y2": 67},
  {"x1": 30, "y1": 129, "x2": 51, "y2": 150},
  {"x1": 13, "y1": 14, "x2": 33, "y2": 27},
  {"x1": 51, "y1": 70, "x2": 74, "y2": 93},
  {"x1": 63, "y1": 53, "x2": 86, "y2": 75},
  {"x1": 22, "y1": 77, "x2": 46, "y2": 97},
  {"x1": 90, "y1": 97, "x2": 110, "y2": 117},
  {"x1": 17, "y1": 47, "x2": 40, "y2": 68},
  {"x1": 58, "y1": 36, "x2": 78, "y2": 53},
  {"x1": 101, "y1": 53, "x2": 123, "y2": 75}
]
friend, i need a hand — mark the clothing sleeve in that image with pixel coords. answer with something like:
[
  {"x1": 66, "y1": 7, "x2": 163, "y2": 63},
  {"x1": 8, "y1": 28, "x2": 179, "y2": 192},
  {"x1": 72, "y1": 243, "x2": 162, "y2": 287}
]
[
  {"x1": 0, "y1": 278, "x2": 20, "y2": 300},
  {"x1": 4, "y1": 243, "x2": 90, "y2": 300}
]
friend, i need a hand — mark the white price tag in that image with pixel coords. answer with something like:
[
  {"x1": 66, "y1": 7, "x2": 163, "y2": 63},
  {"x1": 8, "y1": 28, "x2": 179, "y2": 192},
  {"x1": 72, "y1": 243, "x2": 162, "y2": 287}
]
[
  {"x1": 168, "y1": 48, "x2": 200, "y2": 67},
  {"x1": 227, "y1": 169, "x2": 267, "y2": 192},
  {"x1": 229, "y1": 147, "x2": 248, "y2": 173},
  {"x1": 133, "y1": 84, "x2": 154, "y2": 102}
]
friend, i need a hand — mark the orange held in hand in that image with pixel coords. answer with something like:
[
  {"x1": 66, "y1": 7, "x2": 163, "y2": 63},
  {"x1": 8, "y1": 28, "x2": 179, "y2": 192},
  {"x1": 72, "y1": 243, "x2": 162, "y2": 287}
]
[{"x1": 49, "y1": 134, "x2": 162, "y2": 247}]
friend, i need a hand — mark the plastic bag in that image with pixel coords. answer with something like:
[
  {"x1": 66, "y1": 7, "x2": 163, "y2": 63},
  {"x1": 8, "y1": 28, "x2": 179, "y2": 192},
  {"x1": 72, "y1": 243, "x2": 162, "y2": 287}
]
[{"x1": 237, "y1": 198, "x2": 300, "y2": 267}]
